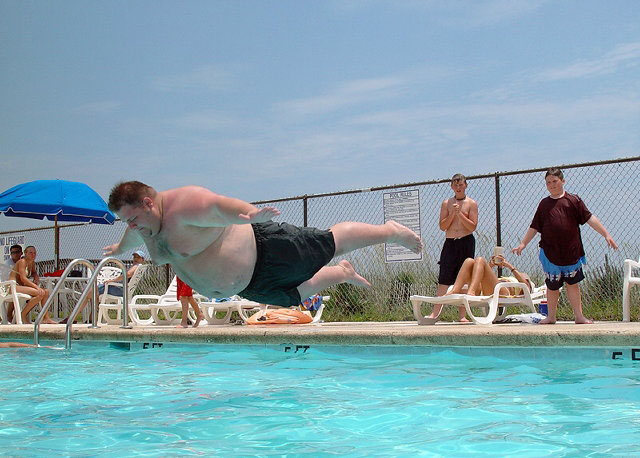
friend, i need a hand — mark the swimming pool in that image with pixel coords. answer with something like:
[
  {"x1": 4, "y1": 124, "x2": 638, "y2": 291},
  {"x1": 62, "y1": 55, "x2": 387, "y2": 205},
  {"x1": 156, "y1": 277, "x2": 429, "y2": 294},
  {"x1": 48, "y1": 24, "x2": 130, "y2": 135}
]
[{"x1": 1, "y1": 342, "x2": 639, "y2": 456}]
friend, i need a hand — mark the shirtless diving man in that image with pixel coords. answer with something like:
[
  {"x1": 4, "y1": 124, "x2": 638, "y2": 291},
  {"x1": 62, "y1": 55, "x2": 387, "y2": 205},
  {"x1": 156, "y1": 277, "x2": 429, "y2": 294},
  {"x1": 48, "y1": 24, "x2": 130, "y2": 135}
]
[{"x1": 103, "y1": 181, "x2": 423, "y2": 306}]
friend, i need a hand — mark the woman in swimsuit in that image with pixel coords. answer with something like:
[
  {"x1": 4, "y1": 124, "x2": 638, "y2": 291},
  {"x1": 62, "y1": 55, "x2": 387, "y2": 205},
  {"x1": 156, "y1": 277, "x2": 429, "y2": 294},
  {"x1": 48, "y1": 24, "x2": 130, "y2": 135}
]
[
  {"x1": 448, "y1": 255, "x2": 533, "y2": 297},
  {"x1": 9, "y1": 246, "x2": 55, "y2": 324}
]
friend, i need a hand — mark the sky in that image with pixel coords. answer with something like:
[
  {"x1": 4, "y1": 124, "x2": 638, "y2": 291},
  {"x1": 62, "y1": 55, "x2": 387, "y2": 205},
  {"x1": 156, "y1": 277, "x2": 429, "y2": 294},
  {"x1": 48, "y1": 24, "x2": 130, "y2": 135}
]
[{"x1": 1, "y1": 0, "x2": 639, "y2": 232}]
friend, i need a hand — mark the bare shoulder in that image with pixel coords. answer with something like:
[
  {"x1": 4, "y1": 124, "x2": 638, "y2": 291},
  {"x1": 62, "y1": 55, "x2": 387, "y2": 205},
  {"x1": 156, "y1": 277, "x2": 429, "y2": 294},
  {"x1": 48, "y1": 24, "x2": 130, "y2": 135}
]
[
  {"x1": 165, "y1": 185, "x2": 217, "y2": 200},
  {"x1": 162, "y1": 186, "x2": 221, "y2": 225},
  {"x1": 467, "y1": 197, "x2": 478, "y2": 207},
  {"x1": 165, "y1": 186, "x2": 219, "y2": 210}
]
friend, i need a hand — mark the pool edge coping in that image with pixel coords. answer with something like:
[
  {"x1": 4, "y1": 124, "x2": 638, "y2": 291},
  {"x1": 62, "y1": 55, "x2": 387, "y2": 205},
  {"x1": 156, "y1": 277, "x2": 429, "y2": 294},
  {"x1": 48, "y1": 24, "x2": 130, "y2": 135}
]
[{"x1": 2, "y1": 320, "x2": 640, "y2": 347}]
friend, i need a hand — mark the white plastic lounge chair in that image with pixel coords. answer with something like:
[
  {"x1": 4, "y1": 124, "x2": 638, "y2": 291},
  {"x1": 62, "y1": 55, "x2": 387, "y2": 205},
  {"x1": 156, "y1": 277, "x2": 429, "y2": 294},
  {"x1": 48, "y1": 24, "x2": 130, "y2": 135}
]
[
  {"x1": 130, "y1": 276, "x2": 197, "y2": 326},
  {"x1": 146, "y1": 277, "x2": 183, "y2": 325},
  {"x1": 622, "y1": 258, "x2": 640, "y2": 322},
  {"x1": 0, "y1": 280, "x2": 31, "y2": 325},
  {"x1": 139, "y1": 277, "x2": 243, "y2": 326},
  {"x1": 97, "y1": 264, "x2": 150, "y2": 325},
  {"x1": 198, "y1": 296, "x2": 263, "y2": 325},
  {"x1": 410, "y1": 282, "x2": 545, "y2": 325},
  {"x1": 197, "y1": 295, "x2": 329, "y2": 325}
]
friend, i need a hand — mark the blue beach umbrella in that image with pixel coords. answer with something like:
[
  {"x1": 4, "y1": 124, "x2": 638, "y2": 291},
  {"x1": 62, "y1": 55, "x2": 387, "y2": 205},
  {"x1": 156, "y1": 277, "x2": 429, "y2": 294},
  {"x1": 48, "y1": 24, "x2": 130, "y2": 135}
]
[
  {"x1": 0, "y1": 179, "x2": 116, "y2": 267},
  {"x1": 0, "y1": 179, "x2": 115, "y2": 224}
]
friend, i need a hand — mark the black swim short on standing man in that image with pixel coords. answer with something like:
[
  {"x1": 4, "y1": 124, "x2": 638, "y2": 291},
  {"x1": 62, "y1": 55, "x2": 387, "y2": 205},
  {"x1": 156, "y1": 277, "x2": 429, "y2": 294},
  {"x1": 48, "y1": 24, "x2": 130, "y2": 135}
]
[{"x1": 437, "y1": 233, "x2": 475, "y2": 285}]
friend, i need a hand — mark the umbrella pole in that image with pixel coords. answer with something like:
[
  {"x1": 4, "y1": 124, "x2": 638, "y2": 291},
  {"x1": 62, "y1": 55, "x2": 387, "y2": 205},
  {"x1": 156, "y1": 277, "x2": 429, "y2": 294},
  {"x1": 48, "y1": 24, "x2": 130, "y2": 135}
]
[{"x1": 55, "y1": 215, "x2": 60, "y2": 270}]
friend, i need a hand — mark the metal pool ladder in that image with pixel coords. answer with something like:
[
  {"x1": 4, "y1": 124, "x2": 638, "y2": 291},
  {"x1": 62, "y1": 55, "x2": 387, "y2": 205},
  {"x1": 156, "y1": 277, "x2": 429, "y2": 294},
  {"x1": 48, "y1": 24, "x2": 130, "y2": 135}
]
[{"x1": 34, "y1": 257, "x2": 132, "y2": 349}]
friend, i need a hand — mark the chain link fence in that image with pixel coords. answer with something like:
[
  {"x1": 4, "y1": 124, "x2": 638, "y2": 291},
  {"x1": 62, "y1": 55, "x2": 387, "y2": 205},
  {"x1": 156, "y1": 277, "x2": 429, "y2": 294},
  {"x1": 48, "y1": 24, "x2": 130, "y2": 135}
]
[{"x1": 2, "y1": 157, "x2": 639, "y2": 322}]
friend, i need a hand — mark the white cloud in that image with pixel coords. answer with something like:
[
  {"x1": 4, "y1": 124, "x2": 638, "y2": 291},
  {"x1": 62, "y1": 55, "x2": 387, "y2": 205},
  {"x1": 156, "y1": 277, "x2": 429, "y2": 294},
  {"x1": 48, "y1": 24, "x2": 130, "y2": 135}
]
[
  {"x1": 274, "y1": 64, "x2": 452, "y2": 118},
  {"x1": 275, "y1": 76, "x2": 408, "y2": 117},
  {"x1": 536, "y1": 42, "x2": 640, "y2": 81},
  {"x1": 331, "y1": 0, "x2": 548, "y2": 27},
  {"x1": 152, "y1": 65, "x2": 233, "y2": 92},
  {"x1": 72, "y1": 101, "x2": 122, "y2": 115},
  {"x1": 349, "y1": 93, "x2": 640, "y2": 132},
  {"x1": 469, "y1": 41, "x2": 640, "y2": 102},
  {"x1": 165, "y1": 111, "x2": 236, "y2": 131},
  {"x1": 465, "y1": 0, "x2": 548, "y2": 26},
  {"x1": 262, "y1": 92, "x2": 637, "y2": 178}
]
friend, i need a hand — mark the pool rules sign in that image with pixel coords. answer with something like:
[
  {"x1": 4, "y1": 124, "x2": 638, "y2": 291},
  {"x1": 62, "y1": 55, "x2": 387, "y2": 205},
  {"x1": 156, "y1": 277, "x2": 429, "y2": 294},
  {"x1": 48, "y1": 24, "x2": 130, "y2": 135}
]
[{"x1": 383, "y1": 189, "x2": 422, "y2": 262}]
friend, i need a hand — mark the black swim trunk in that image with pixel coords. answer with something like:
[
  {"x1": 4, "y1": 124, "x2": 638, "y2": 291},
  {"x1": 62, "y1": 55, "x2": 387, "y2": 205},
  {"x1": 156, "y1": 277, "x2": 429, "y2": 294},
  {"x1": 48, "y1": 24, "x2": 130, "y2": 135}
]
[
  {"x1": 239, "y1": 222, "x2": 336, "y2": 306},
  {"x1": 437, "y1": 234, "x2": 475, "y2": 285}
]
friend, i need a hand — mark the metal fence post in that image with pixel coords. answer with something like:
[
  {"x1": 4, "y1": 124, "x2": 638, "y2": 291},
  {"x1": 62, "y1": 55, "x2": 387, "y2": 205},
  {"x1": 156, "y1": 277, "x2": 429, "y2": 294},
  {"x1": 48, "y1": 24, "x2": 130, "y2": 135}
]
[
  {"x1": 495, "y1": 173, "x2": 502, "y2": 277},
  {"x1": 303, "y1": 195, "x2": 308, "y2": 227}
]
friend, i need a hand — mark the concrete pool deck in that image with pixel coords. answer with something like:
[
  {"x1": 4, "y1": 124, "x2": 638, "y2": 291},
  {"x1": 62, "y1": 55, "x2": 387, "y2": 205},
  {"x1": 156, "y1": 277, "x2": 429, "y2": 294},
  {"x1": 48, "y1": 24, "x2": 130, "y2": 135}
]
[{"x1": 1, "y1": 320, "x2": 640, "y2": 346}]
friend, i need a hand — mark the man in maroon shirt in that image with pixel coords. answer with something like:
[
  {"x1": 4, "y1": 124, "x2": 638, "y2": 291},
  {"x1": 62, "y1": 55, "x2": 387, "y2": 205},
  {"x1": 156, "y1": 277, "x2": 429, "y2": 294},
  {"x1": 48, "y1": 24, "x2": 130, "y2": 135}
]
[{"x1": 513, "y1": 168, "x2": 617, "y2": 324}]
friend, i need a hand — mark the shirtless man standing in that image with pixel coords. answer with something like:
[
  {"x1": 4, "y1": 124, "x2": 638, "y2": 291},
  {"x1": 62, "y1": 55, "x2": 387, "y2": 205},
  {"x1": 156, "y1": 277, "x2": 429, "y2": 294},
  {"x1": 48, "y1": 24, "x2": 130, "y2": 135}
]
[
  {"x1": 427, "y1": 173, "x2": 478, "y2": 323},
  {"x1": 103, "y1": 181, "x2": 423, "y2": 307}
]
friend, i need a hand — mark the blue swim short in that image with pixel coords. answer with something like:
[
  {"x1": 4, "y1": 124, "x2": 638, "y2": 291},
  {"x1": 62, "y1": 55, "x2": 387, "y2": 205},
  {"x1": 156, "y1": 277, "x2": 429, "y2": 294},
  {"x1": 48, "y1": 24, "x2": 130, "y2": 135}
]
[
  {"x1": 98, "y1": 284, "x2": 123, "y2": 297},
  {"x1": 539, "y1": 248, "x2": 586, "y2": 291}
]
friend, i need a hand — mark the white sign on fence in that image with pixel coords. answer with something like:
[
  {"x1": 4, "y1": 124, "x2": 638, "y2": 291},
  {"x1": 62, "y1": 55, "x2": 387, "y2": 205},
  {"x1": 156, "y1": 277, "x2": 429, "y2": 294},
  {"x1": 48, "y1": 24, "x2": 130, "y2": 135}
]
[
  {"x1": 1, "y1": 234, "x2": 25, "y2": 262},
  {"x1": 383, "y1": 189, "x2": 422, "y2": 262}
]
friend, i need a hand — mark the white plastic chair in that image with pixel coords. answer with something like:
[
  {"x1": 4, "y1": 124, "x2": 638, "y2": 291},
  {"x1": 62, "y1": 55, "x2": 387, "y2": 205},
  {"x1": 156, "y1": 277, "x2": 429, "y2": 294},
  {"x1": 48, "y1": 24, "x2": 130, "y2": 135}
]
[
  {"x1": 622, "y1": 259, "x2": 640, "y2": 322},
  {"x1": 410, "y1": 282, "x2": 544, "y2": 325},
  {"x1": 0, "y1": 280, "x2": 31, "y2": 325},
  {"x1": 96, "y1": 266, "x2": 123, "y2": 286},
  {"x1": 97, "y1": 264, "x2": 149, "y2": 325}
]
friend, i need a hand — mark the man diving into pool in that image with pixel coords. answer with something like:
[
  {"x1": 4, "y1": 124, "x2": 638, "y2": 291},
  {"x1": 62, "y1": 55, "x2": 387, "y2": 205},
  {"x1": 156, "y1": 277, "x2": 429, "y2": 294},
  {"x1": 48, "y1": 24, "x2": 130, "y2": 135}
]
[{"x1": 103, "y1": 181, "x2": 423, "y2": 306}]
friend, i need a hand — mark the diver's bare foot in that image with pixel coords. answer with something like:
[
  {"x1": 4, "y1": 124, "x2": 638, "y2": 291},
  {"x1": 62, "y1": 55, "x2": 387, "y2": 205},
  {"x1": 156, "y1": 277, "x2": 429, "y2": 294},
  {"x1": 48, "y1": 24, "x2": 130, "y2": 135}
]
[
  {"x1": 338, "y1": 260, "x2": 371, "y2": 288},
  {"x1": 193, "y1": 314, "x2": 204, "y2": 328},
  {"x1": 42, "y1": 318, "x2": 57, "y2": 324},
  {"x1": 539, "y1": 316, "x2": 557, "y2": 324},
  {"x1": 386, "y1": 221, "x2": 423, "y2": 253},
  {"x1": 466, "y1": 289, "x2": 477, "y2": 296},
  {"x1": 176, "y1": 322, "x2": 188, "y2": 328},
  {"x1": 575, "y1": 317, "x2": 593, "y2": 324},
  {"x1": 458, "y1": 317, "x2": 470, "y2": 323}
]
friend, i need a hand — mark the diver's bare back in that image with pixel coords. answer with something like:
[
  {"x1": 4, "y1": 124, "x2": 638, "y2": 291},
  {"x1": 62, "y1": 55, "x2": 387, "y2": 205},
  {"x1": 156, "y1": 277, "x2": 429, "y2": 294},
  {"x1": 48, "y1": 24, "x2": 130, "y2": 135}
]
[{"x1": 145, "y1": 193, "x2": 258, "y2": 298}]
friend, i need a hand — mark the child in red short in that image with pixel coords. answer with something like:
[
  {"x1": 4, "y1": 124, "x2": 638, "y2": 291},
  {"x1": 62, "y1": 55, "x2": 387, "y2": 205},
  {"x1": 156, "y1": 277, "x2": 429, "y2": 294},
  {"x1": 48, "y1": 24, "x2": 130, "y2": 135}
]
[{"x1": 176, "y1": 276, "x2": 204, "y2": 328}]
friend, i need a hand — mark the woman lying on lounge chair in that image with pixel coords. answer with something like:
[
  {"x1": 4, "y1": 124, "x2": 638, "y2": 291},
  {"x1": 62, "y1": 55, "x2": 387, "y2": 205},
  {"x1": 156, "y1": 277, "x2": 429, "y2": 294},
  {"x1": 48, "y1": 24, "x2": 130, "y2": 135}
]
[{"x1": 449, "y1": 255, "x2": 533, "y2": 297}]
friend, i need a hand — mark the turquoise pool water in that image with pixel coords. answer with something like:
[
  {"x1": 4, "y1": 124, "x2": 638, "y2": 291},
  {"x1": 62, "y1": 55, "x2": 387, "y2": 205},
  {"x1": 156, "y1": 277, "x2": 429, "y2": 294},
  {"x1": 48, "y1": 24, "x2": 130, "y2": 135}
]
[{"x1": 1, "y1": 342, "x2": 639, "y2": 456}]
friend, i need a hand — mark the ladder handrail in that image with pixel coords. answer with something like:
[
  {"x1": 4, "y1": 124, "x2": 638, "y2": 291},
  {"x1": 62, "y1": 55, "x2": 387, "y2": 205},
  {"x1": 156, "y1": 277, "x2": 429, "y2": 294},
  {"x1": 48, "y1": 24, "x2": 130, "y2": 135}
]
[
  {"x1": 63, "y1": 257, "x2": 131, "y2": 349},
  {"x1": 34, "y1": 257, "x2": 132, "y2": 349},
  {"x1": 34, "y1": 259, "x2": 94, "y2": 346}
]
